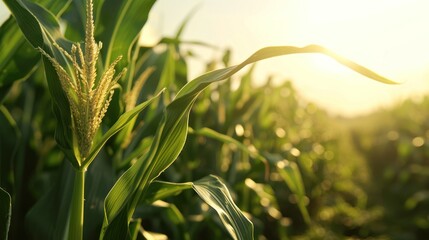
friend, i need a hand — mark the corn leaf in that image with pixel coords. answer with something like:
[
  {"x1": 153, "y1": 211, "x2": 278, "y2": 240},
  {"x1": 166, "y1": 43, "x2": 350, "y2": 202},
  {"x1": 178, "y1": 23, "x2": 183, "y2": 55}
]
[
  {"x1": 144, "y1": 177, "x2": 252, "y2": 240},
  {"x1": 4, "y1": 0, "x2": 75, "y2": 162},
  {"x1": 101, "y1": 102, "x2": 191, "y2": 239},
  {"x1": 0, "y1": 0, "x2": 70, "y2": 101},
  {"x1": 83, "y1": 90, "x2": 164, "y2": 168},
  {"x1": 97, "y1": 0, "x2": 156, "y2": 70},
  {"x1": 193, "y1": 175, "x2": 253, "y2": 240},
  {"x1": 177, "y1": 45, "x2": 395, "y2": 102},
  {"x1": 0, "y1": 187, "x2": 11, "y2": 240}
]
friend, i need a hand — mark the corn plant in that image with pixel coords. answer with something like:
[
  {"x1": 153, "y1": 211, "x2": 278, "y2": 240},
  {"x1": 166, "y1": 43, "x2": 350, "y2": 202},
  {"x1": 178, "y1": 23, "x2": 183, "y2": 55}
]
[{"x1": 0, "y1": 0, "x2": 396, "y2": 239}]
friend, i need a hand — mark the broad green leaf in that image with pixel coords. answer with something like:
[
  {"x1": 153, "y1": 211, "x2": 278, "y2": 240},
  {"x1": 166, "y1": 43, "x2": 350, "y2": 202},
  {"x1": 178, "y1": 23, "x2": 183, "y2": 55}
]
[
  {"x1": 0, "y1": 0, "x2": 70, "y2": 101},
  {"x1": 0, "y1": 187, "x2": 11, "y2": 240},
  {"x1": 193, "y1": 175, "x2": 254, "y2": 240},
  {"x1": 101, "y1": 102, "x2": 191, "y2": 238},
  {"x1": 277, "y1": 160, "x2": 310, "y2": 224},
  {"x1": 97, "y1": 0, "x2": 156, "y2": 70},
  {"x1": 4, "y1": 0, "x2": 75, "y2": 162},
  {"x1": 83, "y1": 90, "x2": 164, "y2": 168}
]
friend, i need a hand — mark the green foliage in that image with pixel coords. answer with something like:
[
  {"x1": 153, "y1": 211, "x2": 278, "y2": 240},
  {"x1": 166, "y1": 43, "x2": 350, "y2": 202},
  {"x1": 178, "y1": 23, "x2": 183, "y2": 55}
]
[
  {"x1": 348, "y1": 97, "x2": 429, "y2": 239},
  {"x1": 0, "y1": 0, "x2": 406, "y2": 239}
]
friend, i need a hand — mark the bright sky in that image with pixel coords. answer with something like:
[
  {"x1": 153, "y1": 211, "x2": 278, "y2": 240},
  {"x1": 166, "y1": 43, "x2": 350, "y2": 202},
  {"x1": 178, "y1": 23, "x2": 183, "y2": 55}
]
[{"x1": 2, "y1": 0, "x2": 429, "y2": 117}]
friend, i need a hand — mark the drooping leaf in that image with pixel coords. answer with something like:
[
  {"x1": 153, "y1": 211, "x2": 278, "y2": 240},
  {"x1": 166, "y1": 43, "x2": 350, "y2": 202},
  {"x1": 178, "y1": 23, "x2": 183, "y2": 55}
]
[
  {"x1": 0, "y1": 187, "x2": 11, "y2": 240},
  {"x1": 193, "y1": 175, "x2": 254, "y2": 240},
  {"x1": 176, "y1": 45, "x2": 396, "y2": 102}
]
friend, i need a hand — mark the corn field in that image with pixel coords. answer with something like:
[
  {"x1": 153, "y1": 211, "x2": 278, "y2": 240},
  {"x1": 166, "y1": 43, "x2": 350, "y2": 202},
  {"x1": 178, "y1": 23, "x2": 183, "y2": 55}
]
[{"x1": 1, "y1": 0, "x2": 428, "y2": 240}]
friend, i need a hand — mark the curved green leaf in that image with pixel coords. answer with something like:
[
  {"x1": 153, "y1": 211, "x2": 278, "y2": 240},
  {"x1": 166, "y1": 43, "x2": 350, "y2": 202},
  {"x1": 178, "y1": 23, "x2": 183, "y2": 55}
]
[
  {"x1": 177, "y1": 45, "x2": 395, "y2": 101},
  {"x1": 0, "y1": 187, "x2": 11, "y2": 240},
  {"x1": 193, "y1": 175, "x2": 254, "y2": 240}
]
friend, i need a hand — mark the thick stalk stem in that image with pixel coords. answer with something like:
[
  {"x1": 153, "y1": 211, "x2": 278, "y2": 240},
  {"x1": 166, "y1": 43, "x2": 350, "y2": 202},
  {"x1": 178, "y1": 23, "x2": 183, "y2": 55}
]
[{"x1": 69, "y1": 169, "x2": 86, "y2": 240}]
